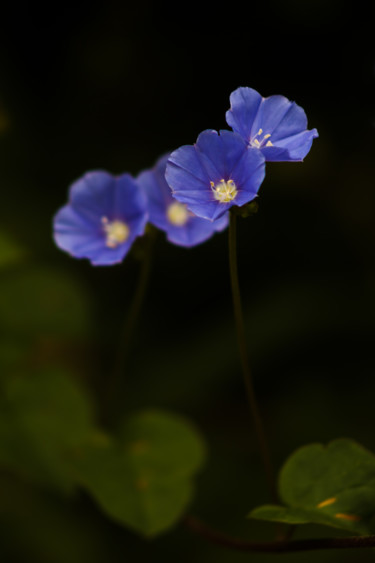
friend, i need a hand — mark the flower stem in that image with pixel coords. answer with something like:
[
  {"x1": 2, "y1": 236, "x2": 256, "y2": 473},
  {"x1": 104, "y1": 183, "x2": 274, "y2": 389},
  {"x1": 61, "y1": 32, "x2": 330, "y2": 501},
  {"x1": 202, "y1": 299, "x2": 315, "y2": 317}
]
[
  {"x1": 101, "y1": 228, "x2": 156, "y2": 423},
  {"x1": 228, "y1": 211, "x2": 277, "y2": 503},
  {"x1": 185, "y1": 515, "x2": 375, "y2": 553}
]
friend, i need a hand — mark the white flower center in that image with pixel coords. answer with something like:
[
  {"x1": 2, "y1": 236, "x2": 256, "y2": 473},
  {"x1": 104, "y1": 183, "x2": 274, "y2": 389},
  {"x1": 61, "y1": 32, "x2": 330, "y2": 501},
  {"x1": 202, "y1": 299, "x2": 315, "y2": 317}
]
[
  {"x1": 101, "y1": 217, "x2": 130, "y2": 248},
  {"x1": 211, "y1": 179, "x2": 238, "y2": 203},
  {"x1": 249, "y1": 128, "x2": 273, "y2": 148},
  {"x1": 167, "y1": 201, "x2": 189, "y2": 226}
]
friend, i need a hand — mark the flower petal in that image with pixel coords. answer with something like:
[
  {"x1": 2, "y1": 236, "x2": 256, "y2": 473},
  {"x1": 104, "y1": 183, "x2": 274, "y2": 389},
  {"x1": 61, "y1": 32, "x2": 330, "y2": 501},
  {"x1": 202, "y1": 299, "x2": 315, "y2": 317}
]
[
  {"x1": 138, "y1": 155, "x2": 172, "y2": 230},
  {"x1": 69, "y1": 171, "x2": 115, "y2": 222},
  {"x1": 53, "y1": 205, "x2": 105, "y2": 257},
  {"x1": 195, "y1": 129, "x2": 248, "y2": 180},
  {"x1": 166, "y1": 212, "x2": 229, "y2": 247},
  {"x1": 262, "y1": 128, "x2": 319, "y2": 161},
  {"x1": 226, "y1": 87, "x2": 263, "y2": 143},
  {"x1": 230, "y1": 145, "x2": 266, "y2": 203},
  {"x1": 114, "y1": 174, "x2": 148, "y2": 232},
  {"x1": 250, "y1": 95, "x2": 302, "y2": 140},
  {"x1": 186, "y1": 200, "x2": 232, "y2": 221}
]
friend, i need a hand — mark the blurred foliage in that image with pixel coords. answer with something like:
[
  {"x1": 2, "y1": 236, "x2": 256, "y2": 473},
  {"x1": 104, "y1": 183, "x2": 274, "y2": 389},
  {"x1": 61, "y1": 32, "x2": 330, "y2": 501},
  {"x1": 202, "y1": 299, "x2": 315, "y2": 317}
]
[
  {"x1": 76, "y1": 410, "x2": 206, "y2": 536},
  {"x1": 0, "y1": 366, "x2": 206, "y2": 538}
]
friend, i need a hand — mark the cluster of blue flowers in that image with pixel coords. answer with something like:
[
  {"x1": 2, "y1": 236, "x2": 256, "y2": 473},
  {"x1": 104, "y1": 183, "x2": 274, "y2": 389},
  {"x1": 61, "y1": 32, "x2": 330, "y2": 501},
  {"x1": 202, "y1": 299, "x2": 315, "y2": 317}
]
[{"x1": 53, "y1": 87, "x2": 318, "y2": 265}]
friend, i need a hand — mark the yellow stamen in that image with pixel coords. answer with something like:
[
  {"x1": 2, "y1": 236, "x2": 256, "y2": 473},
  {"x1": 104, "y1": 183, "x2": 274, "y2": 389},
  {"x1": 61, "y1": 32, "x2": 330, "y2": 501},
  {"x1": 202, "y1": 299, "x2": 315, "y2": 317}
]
[
  {"x1": 101, "y1": 217, "x2": 129, "y2": 248},
  {"x1": 211, "y1": 178, "x2": 238, "y2": 203},
  {"x1": 167, "y1": 201, "x2": 189, "y2": 226},
  {"x1": 250, "y1": 129, "x2": 273, "y2": 149}
]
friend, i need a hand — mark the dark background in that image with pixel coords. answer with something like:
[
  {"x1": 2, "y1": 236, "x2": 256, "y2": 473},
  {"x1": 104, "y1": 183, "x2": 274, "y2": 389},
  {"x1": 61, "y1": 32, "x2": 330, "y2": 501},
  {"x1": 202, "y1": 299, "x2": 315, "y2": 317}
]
[{"x1": 1, "y1": 0, "x2": 375, "y2": 561}]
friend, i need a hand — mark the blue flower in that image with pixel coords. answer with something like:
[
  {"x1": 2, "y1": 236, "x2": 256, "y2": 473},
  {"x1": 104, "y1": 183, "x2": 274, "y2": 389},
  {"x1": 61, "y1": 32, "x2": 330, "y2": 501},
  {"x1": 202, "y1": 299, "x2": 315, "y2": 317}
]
[
  {"x1": 226, "y1": 87, "x2": 318, "y2": 162},
  {"x1": 165, "y1": 129, "x2": 266, "y2": 221},
  {"x1": 53, "y1": 171, "x2": 148, "y2": 266},
  {"x1": 138, "y1": 154, "x2": 228, "y2": 247}
]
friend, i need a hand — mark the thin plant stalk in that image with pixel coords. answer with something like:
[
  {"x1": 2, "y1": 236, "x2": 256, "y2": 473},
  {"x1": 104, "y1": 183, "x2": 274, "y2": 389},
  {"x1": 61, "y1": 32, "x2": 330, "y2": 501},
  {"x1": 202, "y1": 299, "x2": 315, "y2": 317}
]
[
  {"x1": 228, "y1": 211, "x2": 277, "y2": 503},
  {"x1": 102, "y1": 229, "x2": 156, "y2": 422},
  {"x1": 185, "y1": 515, "x2": 375, "y2": 553}
]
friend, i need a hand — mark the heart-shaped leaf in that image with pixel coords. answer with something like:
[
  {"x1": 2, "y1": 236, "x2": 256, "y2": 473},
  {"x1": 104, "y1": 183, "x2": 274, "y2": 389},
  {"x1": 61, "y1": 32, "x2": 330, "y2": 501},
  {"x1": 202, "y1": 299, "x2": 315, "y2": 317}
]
[
  {"x1": 75, "y1": 410, "x2": 206, "y2": 537},
  {"x1": 249, "y1": 439, "x2": 375, "y2": 534}
]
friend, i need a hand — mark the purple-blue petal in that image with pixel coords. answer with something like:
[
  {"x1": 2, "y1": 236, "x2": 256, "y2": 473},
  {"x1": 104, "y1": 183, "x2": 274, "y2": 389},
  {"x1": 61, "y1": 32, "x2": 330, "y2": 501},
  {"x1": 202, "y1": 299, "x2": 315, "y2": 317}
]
[
  {"x1": 195, "y1": 129, "x2": 251, "y2": 180},
  {"x1": 114, "y1": 174, "x2": 148, "y2": 227},
  {"x1": 138, "y1": 155, "x2": 172, "y2": 232},
  {"x1": 262, "y1": 128, "x2": 319, "y2": 162},
  {"x1": 230, "y1": 145, "x2": 266, "y2": 202},
  {"x1": 187, "y1": 200, "x2": 232, "y2": 221},
  {"x1": 226, "y1": 87, "x2": 262, "y2": 142},
  {"x1": 250, "y1": 95, "x2": 302, "y2": 140},
  {"x1": 166, "y1": 213, "x2": 229, "y2": 247},
  {"x1": 53, "y1": 206, "x2": 106, "y2": 258},
  {"x1": 69, "y1": 171, "x2": 115, "y2": 223},
  {"x1": 166, "y1": 148, "x2": 213, "y2": 205},
  {"x1": 167, "y1": 144, "x2": 210, "y2": 186}
]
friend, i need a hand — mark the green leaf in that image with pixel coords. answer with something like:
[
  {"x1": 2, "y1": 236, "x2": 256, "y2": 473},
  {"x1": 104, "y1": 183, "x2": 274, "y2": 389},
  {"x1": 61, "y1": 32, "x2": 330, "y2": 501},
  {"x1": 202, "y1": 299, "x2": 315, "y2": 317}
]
[
  {"x1": 0, "y1": 369, "x2": 95, "y2": 493},
  {"x1": 118, "y1": 410, "x2": 205, "y2": 478},
  {"x1": 75, "y1": 410, "x2": 206, "y2": 537},
  {"x1": 249, "y1": 439, "x2": 375, "y2": 534}
]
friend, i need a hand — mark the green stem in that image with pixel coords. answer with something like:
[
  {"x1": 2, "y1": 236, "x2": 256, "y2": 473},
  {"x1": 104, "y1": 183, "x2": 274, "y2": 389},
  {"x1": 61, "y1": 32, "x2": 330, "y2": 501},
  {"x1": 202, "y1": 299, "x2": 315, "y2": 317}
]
[
  {"x1": 228, "y1": 212, "x2": 277, "y2": 503},
  {"x1": 102, "y1": 229, "x2": 156, "y2": 422},
  {"x1": 185, "y1": 515, "x2": 375, "y2": 553}
]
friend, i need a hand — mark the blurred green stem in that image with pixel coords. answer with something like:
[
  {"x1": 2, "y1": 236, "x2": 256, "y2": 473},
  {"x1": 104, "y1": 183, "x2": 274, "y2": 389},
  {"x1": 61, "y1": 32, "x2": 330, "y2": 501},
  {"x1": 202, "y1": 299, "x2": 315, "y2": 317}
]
[
  {"x1": 228, "y1": 212, "x2": 277, "y2": 503},
  {"x1": 185, "y1": 516, "x2": 375, "y2": 552},
  {"x1": 102, "y1": 228, "x2": 156, "y2": 423}
]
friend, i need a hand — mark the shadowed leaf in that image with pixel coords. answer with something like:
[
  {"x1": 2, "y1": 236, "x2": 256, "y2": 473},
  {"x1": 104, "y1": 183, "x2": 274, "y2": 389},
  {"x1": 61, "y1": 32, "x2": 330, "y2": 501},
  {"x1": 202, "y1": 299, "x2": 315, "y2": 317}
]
[
  {"x1": 75, "y1": 410, "x2": 206, "y2": 536},
  {"x1": 249, "y1": 439, "x2": 375, "y2": 534}
]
